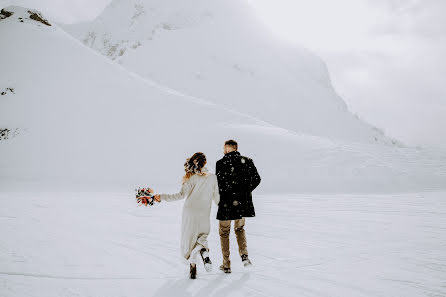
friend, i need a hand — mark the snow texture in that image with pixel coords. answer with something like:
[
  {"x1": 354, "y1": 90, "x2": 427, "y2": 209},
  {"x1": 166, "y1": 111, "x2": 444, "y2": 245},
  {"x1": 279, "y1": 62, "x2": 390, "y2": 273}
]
[{"x1": 0, "y1": 191, "x2": 445, "y2": 297}]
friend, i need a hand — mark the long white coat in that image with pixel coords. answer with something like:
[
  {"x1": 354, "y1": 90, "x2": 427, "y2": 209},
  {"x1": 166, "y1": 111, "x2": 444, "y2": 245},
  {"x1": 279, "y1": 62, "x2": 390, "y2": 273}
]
[{"x1": 160, "y1": 173, "x2": 220, "y2": 262}]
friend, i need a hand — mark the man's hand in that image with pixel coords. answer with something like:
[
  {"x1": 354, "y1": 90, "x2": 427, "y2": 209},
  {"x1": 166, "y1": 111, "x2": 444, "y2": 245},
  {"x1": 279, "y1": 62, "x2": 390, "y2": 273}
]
[{"x1": 154, "y1": 194, "x2": 161, "y2": 203}]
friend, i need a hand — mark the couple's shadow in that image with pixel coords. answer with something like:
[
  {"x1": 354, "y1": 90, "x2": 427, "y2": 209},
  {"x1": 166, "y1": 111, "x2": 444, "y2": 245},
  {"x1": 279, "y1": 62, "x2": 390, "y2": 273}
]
[{"x1": 151, "y1": 270, "x2": 251, "y2": 297}]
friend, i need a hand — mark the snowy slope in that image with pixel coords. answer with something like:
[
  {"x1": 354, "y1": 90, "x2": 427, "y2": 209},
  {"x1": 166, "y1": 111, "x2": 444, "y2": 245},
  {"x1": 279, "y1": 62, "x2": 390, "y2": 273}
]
[
  {"x1": 63, "y1": 0, "x2": 391, "y2": 144},
  {"x1": 1, "y1": 191, "x2": 445, "y2": 297},
  {"x1": 1, "y1": 8, "x2": 446, "y2": 296},
  {"x1": 1, "y1": 6, "x2": 446, "y2": 193}
]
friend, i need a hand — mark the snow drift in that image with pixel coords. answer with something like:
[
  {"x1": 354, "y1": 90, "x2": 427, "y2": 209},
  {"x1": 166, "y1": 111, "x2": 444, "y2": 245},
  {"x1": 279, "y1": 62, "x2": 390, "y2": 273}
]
[
  {"x1": 1, "y1": 6, "x2": 446, "y2": 193},
  {"x1": 63, "y1": 0, "x2": 392, "y2": 144}
]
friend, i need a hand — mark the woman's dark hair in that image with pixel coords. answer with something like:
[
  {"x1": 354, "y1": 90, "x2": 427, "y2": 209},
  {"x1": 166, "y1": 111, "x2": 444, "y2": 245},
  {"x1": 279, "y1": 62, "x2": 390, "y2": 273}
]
[{"x1": 183, "y1": 152, "x2": 207, "y2": 183}]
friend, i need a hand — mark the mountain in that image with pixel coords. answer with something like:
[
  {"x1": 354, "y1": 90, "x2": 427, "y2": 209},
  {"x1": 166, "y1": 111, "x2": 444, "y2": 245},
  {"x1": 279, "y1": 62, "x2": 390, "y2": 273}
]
[
  {"x1": 63, "y1": 0, "x2": 392, "y2": 144},
  {"x1": 1, "y1": 6, "x2": 446, "y2": 193}
]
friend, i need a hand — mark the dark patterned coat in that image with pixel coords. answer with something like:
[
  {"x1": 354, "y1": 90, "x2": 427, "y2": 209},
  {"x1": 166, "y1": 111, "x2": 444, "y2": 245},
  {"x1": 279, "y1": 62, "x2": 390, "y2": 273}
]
[{"x1": 216, "y1": 151, "x2": 261, "y2": 220}]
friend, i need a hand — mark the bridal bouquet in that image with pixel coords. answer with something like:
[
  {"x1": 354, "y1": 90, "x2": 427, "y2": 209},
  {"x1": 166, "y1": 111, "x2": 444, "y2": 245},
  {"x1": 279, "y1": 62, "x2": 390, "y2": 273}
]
[{"x1": 135, "y1": 187, "x2": 156, "y2": 206}]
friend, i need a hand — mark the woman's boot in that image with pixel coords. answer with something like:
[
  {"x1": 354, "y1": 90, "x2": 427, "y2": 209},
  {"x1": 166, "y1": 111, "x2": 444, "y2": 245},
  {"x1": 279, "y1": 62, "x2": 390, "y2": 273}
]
[
  {"x1": 200, "y1": 248, "x2": 212, "y2": 272},
  {"x1": 189, "y1": 263, "x2": 197, "y2": 279}
]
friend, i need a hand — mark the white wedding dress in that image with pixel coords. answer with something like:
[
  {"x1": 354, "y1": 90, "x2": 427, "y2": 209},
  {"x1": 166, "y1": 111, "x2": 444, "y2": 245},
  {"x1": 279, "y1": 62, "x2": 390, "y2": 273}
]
[{"x1": 160, "y1": 173, "x2": 220, "y2": 263}]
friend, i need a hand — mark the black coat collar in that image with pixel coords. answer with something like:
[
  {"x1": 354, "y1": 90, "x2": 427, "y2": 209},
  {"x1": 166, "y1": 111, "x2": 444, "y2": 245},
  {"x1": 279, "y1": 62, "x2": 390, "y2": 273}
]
[{"x1": 224, "y1": 151, "x2": 240, "y2": 159}]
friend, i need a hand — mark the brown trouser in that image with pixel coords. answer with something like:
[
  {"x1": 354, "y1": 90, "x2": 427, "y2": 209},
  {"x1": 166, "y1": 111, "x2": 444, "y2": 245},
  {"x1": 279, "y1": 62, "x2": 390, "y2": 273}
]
[{"x1": 219, "y1": 218, "x2": 248, "y2": 268}]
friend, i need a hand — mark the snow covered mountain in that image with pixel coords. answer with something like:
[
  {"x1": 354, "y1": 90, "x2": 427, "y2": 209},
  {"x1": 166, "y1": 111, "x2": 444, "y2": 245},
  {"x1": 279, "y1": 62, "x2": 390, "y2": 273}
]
[
  {"x1": 63, "y1": 0, "x2": 390, "y2": 144},
  {"x1": 1, "y1": 6, "x2": 446, "y2": 193},
  {"x1": 2, "y1": 6, "x2": 446, "y2": 297}
]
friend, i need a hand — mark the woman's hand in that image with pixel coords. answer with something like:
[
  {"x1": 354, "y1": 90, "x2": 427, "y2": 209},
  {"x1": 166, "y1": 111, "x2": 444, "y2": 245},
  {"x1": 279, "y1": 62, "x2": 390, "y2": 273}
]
[{"x1": 154, "y1": 194, "x2": 161, "y2": 203}]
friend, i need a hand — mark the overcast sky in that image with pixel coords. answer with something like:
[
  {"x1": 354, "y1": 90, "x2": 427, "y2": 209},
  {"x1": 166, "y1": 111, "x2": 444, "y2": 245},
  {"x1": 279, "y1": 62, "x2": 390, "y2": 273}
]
[
  {"x1": 247, "y1": 0, "x2": 446, "y2": 147},
  {"x1": 1, "y1": 0, "x2": 445, "y2": 146}
]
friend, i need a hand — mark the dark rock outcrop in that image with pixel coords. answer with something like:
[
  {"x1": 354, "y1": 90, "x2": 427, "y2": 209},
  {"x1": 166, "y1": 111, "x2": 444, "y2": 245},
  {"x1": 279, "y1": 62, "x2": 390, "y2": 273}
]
[
  {"x1": 28, "y1": 10, "x2": 51, "y2": 26},
  {"x1": 0, "y1": 8, "x2": 13, "y2": 19},
  {"x1": 1, "y1": 87, "x2": 15, "y2": 95}
]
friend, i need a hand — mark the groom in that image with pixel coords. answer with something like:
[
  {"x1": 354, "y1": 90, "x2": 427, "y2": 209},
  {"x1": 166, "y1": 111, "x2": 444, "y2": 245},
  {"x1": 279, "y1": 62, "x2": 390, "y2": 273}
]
[{"x1": 216, "y1": 140, "x2": 261, "y2": 273}]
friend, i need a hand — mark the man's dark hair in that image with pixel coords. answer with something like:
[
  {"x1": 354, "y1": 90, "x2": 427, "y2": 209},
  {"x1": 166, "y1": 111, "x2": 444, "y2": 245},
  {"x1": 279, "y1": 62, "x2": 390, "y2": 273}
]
[{"x1": 224, "y1": 139, "x2": 238, "y2": 150}]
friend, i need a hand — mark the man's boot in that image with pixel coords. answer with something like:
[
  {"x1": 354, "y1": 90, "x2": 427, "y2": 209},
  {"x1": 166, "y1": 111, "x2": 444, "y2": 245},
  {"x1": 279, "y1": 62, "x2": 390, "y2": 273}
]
[
  {"x1": 219, "y1": 265, "x2": 231, "y2": 274},
  {"x1": 241, "y1": 254, "x2": 252, "y2": 267}
]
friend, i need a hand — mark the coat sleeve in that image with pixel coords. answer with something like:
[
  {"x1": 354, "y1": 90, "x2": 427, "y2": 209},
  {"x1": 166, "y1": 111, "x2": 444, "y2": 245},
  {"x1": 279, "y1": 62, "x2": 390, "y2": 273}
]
[
  {"x1": 215, "y1": 160, "x2": 224, "y2": 194},
  {"x1": 212, "y1": 175, "x2": 220, "y2": 206},
  {"x1": 248, "y1": 159, "x2": 261, "y2": 192},
  {"x1": 159, "y1": 179, "x2": 192, "y2": 202}
]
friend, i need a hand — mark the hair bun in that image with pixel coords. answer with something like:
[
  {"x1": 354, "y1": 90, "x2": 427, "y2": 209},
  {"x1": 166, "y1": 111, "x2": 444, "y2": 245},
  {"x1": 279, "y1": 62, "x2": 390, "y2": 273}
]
[{"x1": 184, "y1": 152, "x2": 207, "y2": 175}]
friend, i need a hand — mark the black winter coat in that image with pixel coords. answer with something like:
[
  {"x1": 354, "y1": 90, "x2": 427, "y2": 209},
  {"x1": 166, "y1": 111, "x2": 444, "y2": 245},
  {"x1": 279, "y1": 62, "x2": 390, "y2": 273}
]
[{"x1": 216, "y1": 151, "x2": 261, "y2": 220}]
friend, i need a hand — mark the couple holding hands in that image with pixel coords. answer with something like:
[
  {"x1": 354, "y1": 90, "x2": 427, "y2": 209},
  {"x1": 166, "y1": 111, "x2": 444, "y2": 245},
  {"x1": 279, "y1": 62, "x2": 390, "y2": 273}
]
[{"x1": 143, "y1": 140, "x2": 261, "y2": 279}]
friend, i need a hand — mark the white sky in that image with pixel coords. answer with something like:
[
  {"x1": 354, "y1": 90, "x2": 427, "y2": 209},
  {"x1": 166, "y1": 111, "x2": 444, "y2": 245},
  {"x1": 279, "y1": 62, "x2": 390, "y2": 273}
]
[
  {"x1": 1, "y1": 0, "x2": 445, "y2": 146},
  {"x1": 247, "y1": 0, "x2": 446, "y2": 147}
]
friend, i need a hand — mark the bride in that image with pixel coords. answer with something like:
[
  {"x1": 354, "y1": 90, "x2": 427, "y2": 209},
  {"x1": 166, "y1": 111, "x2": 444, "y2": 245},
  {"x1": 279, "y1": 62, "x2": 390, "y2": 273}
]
[{"x1": 148, "y1": 152, "x2": 220, "y2": 279}]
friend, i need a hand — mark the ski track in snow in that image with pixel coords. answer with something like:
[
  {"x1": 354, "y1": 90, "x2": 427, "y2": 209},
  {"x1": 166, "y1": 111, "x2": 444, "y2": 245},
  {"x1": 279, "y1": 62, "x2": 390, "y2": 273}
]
[{"x1": 1, "y1": 192, "x2": 445, "y2": 297}]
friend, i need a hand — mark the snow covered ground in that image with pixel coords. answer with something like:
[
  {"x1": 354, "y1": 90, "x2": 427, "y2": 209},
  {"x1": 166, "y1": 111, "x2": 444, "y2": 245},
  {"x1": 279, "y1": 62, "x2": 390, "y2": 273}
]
[
  {"x1": 1, "y1": 5, "x2": 446, "y2": 297},
  {"x1": 1, "y1": 191, "x2": 445, "y2": 297}
]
